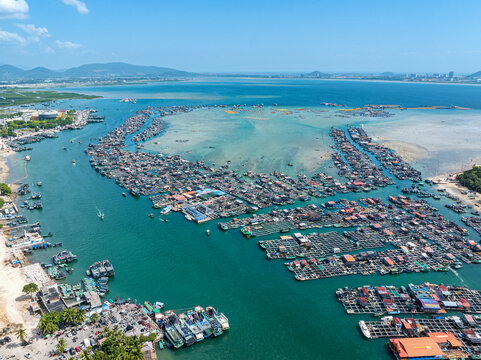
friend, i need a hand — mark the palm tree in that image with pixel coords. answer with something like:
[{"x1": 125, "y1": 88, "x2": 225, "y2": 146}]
[
  {"x1": 16, "y1": 327, "x2": 26, "y2": 344},
  {"x1": 61, "y1": 308, "x2": 76, "y2": 325},
  {"x1": 80, "y1": 350, "x2": 92, "y2": 360},
  {"x1": 57, "y1": 337, "x2": 66, "y2": 354},
  {"x1": 90, "y1": 313, "x2": 99, "y2": 324},
  {"x1": 39, "y1": 315, "x2": 59, "y2": 334},
  {"x1": 74, "y1": 308, "x2": 86, "y2": 324}
]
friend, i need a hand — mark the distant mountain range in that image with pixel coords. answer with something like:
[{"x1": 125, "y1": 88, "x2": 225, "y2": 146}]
[{"x1": 0, "y1": 62, "x2": 192, "y2": 82}]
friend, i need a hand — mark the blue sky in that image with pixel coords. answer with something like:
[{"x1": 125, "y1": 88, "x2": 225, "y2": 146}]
[{"x1": 0, "y1": 0, "x2": 480, "y2": 73}]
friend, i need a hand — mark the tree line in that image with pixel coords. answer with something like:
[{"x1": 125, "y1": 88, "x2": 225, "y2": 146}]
[{"x1": 457, "y1": 166, "x2": 481, "y2": 193}]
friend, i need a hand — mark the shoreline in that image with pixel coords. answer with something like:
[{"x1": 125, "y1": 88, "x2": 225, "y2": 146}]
[
  {"x1": 0, "y1": 150, "x2": 37, "y2": 333},
  {"x1": 428, "y1": 172, "x2": 481, "y2": 213}
]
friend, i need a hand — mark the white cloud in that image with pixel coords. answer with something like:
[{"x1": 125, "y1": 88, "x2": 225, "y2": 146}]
[
  {"x1": 0, "y1": 0, "x2": 29, "y2": 19},
  {"x1": 16, "y1": 23, "x2": 50, "y2": 38},
  {"x1": 61, "y1": 0, "x2": 88, "y2": 14},
  {"x1": 55, "y1": 39, "x2": 81, "y2": 49},
  {"x1": 0, "y1": 28, "x2": 26, "y2": 45}
]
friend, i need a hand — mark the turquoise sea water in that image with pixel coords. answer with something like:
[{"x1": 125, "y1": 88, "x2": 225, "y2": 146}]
[{"x1": 7, "y1": 78, "x2": 481, "y2": 359}]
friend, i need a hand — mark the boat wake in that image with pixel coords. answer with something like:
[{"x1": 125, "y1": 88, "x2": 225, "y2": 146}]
[
  {"x1": 449, "y1": 267, "x2": 465, "y2": 283},
  {"x1": 95, "y1": 205, "x2": 105, "y2": 220}
]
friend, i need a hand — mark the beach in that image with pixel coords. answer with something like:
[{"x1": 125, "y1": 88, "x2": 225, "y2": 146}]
[
  {"x1": 0, "y1": 151, "x2": 11, "y2": 183},
  {"x1": 0, "y1": 231, "x2": 38, "y2": 332},
  {"x1": 429, "y1": 172, "x2": 481, "y2": 213},
  {"x1": 0, "y1": 151, "x2": 37, "y2": 333}
]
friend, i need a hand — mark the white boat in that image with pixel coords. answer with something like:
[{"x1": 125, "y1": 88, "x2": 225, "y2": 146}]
[
  {"x1": 359, "y1": 321, "x2": 371, "y2": 338},
  {"x1": 25, "y1": 155, "x2": 31, "y2": 161},
  {"x1": 161, "y1": 206, "x2": 172, "y2": 215}
]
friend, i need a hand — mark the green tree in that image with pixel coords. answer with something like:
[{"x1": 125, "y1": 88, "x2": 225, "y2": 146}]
[
  {"x1": 57, "y1": 337, "x2": 66, "y2": 354},
  {"x1": 90, "y1": 327, "x2": 143, "y2": 360},
  {"x1": 0, "y1": 183, "x2": 11, "y2": 195},
  {"x1": 22, "y1": 283, "x2": 38, "y2": 299},
  {"x1": 90, "y1": 313, "x2": 99, "y2": 324},
  {"x1": 74, "y1": 308, "x2": 86, "y2": 324},
  {"x1": 81, "y1": 350, "x2": 92, "y2": 360},
  {"x1": 16, "y1": 327, "x2": 26, "y2": 343},
  {"x1": 39, "y1": 312, "x2": 60, "y2": 334},
  {"x1": 61, "y1": 308, "x2": 76, "y2": 325}
]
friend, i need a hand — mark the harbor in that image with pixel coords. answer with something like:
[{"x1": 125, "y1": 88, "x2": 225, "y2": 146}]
[{"x1": 2, "y1": 79, "x2": 481, "y2": 360}]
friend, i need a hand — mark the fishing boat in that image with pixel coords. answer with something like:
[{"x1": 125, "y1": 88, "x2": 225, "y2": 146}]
[
  {"x1": 37, "y1": 181, "x2": 42, "y2": 186},
  {"x1": 31, "y1": 192, "x2": 42, "y2": 200},
  {"x1": 129, "y1": 188, "x2": 140, "y2": 197},
  {"x1": 166, "y1": 310, "x2": 196, "y2": 346},
  {"x1": 72, "y1": 159, "x2": 76, "y2": 165},
  {"x1": 52, "y1": 250, "x2": 77, "y2": 265},
  {"x1": 241, "y1": 227, "x2": 253, "y2": 238},
  {"x1": 179, "y1": 313, "x2": 204, "y2": 342},
  {"x1": 193, "y1": 307, "x2": 212, "y2": 337},
  {"x1": 88, "y1": 259, "x2": 115, "y2": 278},
  {"x1": 160, "y1": 312, "x2": 184, "y2": 349},
  {"x1": 206, "y1": 229, "x2": 210, "y2": 236},
  {"x1": 144, "y1": 301, "x2": 154, "y2": 313},
  {"x1": 206, "y1": 306, "x2": 229, "y2": 330},
  {"x1": 122, "y1": 192, "x2": 127, "y2": 197},
  {"x1": 161, "y1": 206, "x2": 171, "y2": 215},
  {"x1": 202, "y1": 307, "x2": 223, "y2": 336}
]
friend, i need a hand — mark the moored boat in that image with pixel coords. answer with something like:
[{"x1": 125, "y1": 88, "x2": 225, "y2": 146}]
[
  {"x1": 158, "y1": 313, "x2": 184, "y2": 349},
  {"x1": 206, "y1": 306, "x2": 229, "y2": 331}
]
